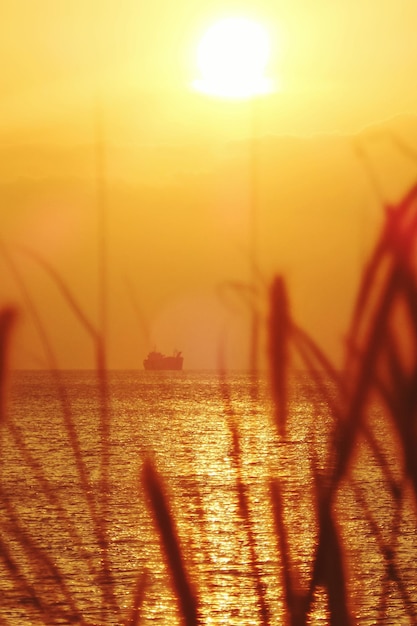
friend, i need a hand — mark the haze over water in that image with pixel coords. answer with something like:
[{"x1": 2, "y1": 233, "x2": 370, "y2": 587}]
[{"x1": 2, "y1": 2, "x2": 417, "y2": 372}]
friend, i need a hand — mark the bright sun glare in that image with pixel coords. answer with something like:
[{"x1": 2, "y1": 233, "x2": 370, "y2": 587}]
[{"x1": 193, "y1": 17, "x2": 274, "y2": 99}]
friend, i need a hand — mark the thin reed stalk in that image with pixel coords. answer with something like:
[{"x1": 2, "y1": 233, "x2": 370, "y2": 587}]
[
  {"x1": 268, "y1": 276, "x2": 290, "y2": 438},
  {"x1": 0, "y1": 307, "x2": 16, "y2": 425},
  {"x1": 0, "y1": 244, "x2": 118, "y2": 616},
  {"x1": 142, "y1": 458, "x2": 200, "y2": 626}
]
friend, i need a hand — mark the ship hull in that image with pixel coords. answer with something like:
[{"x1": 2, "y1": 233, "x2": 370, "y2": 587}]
[{"x1": 143, "y1": 355, "x2": 183, "y2": 371}]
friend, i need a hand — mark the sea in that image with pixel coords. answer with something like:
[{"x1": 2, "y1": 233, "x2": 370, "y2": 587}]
[{"x1": 1, "y1": 369, "x2": 417, "y2": 625}]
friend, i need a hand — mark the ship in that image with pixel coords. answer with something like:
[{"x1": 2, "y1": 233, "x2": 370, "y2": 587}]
[{"x1": 143, "y1": 349, "x2": 183, "y2": 371}]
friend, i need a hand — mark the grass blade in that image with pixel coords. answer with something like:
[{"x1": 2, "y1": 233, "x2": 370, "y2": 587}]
[{"x1": 142, "y1": 458, "x2": 200, "y2": 626}]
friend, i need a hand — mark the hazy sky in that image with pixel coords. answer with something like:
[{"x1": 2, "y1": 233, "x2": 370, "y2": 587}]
[{"x1": 1, "y1": 1, "x2": 417, "y2": 369}]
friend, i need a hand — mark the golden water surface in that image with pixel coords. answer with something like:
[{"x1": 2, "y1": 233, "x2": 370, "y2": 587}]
[{"x1": 1, "y1": 370, "x2": 416, "y2": 624}]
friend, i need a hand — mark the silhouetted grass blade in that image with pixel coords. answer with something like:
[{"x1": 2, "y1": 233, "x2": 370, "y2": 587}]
[{"x1": 142, "y1": 458, "x2": 200, "y2": 626}]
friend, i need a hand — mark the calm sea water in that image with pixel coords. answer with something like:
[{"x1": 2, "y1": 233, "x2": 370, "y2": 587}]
[{"x1": 1, "y1": 370, "x2": 416, "y2": 625}]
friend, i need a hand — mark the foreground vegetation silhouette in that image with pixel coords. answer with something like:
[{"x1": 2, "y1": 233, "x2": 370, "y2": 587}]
[{"x1": 1, "y1": 184, "x2": 417, "y2": 624}]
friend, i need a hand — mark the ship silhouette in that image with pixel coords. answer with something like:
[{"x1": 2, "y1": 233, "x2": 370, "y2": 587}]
[{"x1": 143, "y1": 349, "x2": 183, "y2": 370}]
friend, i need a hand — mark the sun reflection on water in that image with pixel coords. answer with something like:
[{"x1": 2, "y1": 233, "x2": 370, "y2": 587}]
[{"x1": 2, "y1": 370, "x2": 417, "y2": 623}]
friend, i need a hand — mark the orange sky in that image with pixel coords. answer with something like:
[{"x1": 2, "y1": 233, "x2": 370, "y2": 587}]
[{"x1": 1, "y1": 1, "x2": 417, "y2": 369}]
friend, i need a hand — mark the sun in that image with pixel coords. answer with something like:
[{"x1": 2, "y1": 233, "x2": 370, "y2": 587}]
[{"x1": 193, "y1": 17, "x2": 274, "y2": 99}]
